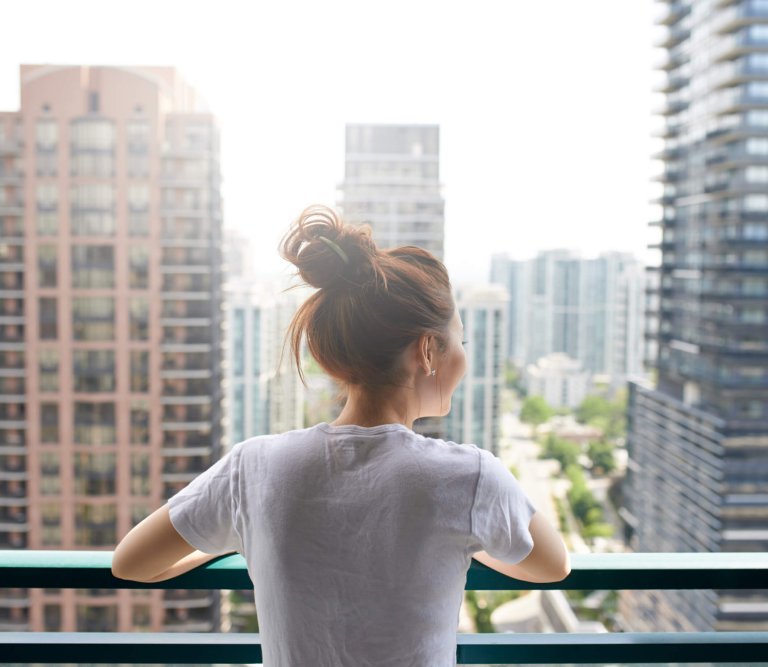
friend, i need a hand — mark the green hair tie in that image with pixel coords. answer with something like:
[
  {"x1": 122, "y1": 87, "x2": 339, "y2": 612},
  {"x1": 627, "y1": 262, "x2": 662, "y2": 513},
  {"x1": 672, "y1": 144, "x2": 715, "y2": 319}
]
[{"x1": 318, "y1": 236, "x2": 349, "y2": 265}]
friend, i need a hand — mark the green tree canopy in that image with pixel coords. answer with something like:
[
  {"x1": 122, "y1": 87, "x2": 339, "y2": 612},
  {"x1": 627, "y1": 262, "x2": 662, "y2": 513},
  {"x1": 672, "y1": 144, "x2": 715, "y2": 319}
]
[
  {"x1": 587, "y1": 439, "x2": 617, "y2": 474},
  {"x1": 540, "y1": 433, "x2": 580, "y2": 470},
  {"x1": 575, "y1": 390, "x2": 628, "y2": 439},
  {"x1": 520, "y1": 395, "x2": 554, "y2": 425}
]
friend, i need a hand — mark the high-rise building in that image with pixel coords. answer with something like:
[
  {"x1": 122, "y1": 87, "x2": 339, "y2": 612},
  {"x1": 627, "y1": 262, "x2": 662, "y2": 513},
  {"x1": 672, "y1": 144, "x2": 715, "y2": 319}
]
[
  {"x1": 339, "y1": 124, "x2": 445, "y2": 259},
  {"x1": 623, "y1": 1, "x2": 768, "y2": 632},
  {"x1": 446, "y1": 285, "x2": 506, "y2": 454},
  {"x1": 0, "y1": 65, "x2": 224, "y2": 633},
  {"x1": 339, "y1": 123, "x2": 447, "y2": 439},
  {"x1": 224, "y1": 279, "x2": 305, "y2": 448},
  {"x1": 490, "y1": 251, "x2": 645, "y2": 387}
]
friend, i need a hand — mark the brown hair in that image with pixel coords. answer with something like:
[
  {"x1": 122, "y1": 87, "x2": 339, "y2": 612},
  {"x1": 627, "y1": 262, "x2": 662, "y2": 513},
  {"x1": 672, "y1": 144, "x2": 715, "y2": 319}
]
[{"x1": 280, "y1": 205, "x2": 455, "y2": 390}]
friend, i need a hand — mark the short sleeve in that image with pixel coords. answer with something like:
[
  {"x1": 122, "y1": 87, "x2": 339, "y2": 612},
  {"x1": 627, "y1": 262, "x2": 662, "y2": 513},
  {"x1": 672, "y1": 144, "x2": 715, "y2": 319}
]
[
  {"x1": 471, "y1": 448, "x2": 536, "y2": 564},
  {"x1": 167, "y1": 444, "x2": 242, "y2": 554}
]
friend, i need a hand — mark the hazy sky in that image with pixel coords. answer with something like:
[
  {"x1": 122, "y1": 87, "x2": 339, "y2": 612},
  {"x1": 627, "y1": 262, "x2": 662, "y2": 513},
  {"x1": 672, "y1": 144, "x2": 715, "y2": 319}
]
[{"x1": 1, "y1": 0, "x2": 663, "y2": 284}]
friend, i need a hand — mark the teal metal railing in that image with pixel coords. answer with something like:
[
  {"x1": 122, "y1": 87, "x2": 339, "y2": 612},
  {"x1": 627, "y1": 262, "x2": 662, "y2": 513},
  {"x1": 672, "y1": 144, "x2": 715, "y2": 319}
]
[{"x1": 2, "y1": 551, "x2": 768, "y2": 664}]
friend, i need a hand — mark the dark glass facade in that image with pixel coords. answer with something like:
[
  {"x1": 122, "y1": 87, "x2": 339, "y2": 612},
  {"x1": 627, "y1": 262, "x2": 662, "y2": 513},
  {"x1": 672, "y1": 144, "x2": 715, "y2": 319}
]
[{"x1": 624, "y1": 0, "x2": 768, "y2": 632}]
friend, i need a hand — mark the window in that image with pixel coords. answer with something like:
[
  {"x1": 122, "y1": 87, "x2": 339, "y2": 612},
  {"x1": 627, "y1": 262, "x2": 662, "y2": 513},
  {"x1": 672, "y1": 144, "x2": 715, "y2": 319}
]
[
  {"x1": 130, "y1": 351, "x2": 149, "y2": 392},
  {"x1": 73, "y1": 350, "x2": 116, "y2": 393},
  {"x1": 749, "y1": 24, "x2": 768, "y2": 43},
  {"x1": 74, "y1": 402, "x2": 116, "y2": 445},
  {"x1": 39, "y1": 297, "x2": 58, "y2": 339},
  {"x1": 40, "y1": 452, "x2": 60, "y2": 495},
  {"x1": 71, "y1": 245, "x2": 114, "y2": 288},
  {"x1": 744, "y1": 194, "x2": 768, "y2": 212},
  {"x1": 130, "y1": 401, "x2": 150, "y2": 445},
  {"x1": 748, "y1": 82, "x2": 768, "y2": 99},
  {"x1": 233, "y1": 384, "x2": 245, "y2": 444},
  {"x1": 74, "y1": 452, "x2": 116, "y2": 495},
  {"x1": 746, "y1": 166, "x2": 768, "y2": 183},
  {"x1": 39, "y1": 349, "x2": 59, "y2": 392},
  {"x1": 744, "y1": 222, "x2": 768, "y2": 240},
  {"x1": 129, "y1": 297, "x2": 149, "y2": 341},
  {"x1": 43, "y1": 604, "x2": 61, "y2": 631},
  {"x1": 70, "y1": 119, "x2": 114, "y2": 151},
  {"x1": 36, "y1": 120, "x2": 57, "y2": 149},
  {"x1": 36, "y1": 183, "x2": 57, "y2": 210},
  {"x1": 38, "y1": 245, "x2": 57, "y2": 288},
  {"x1": 129, "y1": 246, "x2": 149, "y2": 289},
  {"x1": 746, "y1": 138, "x2": 768, "y2": 155},
  {"x1": 126, "y1": 121, "x2": 150, "y2": 151},
  {"x1": 75, "y1": 604, "x2": 117, "y2": 632},
  {"x1": 41, "y1": 501, "x2": 61, "y2": 545},
  {"x1": 71, "y1": 152, "x2": 113, "y2": 177},
  {"x1": 128, "y1": 184, "x2": 149, "y2": 209},
  {"x1": 473, "y1": 310, "x2": 487, "y2": 377},
  {"x1": 132, "y1": 604, "x2": 151, "y2": 630},
  {"x1": 252, "y1": 308, "x2": 261, "y2": 376},
  {"x1": 747, "y1": 110, "x2": 768, "y2": 126},
  {"x1": 128, "y1": 185, "x2": 150, "y2": 236},
  {"x1": 233, "y1": 309, "x2": 245, "y2": 377},
  {"x1": 131, "y1": 453, "x2": 150, "y2": 496},
  {"x1": 72, "y1": 297, "x2": 114, "y2": 341},
  {"x1": 37, "y1": 211, "x2": 58, "y2": 236},
  {"x1": 70, "y1": 184, "x2": 115, "y2": 236},
  {"x1": 40, "y1": 403, "x2": 59, "y2": 443}
]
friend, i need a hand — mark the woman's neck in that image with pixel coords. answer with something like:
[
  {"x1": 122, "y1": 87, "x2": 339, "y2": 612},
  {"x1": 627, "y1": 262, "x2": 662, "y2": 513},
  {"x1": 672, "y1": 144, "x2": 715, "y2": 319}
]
[{"x1": 330, "y1": 385, "x2": 416, "y2": 429}]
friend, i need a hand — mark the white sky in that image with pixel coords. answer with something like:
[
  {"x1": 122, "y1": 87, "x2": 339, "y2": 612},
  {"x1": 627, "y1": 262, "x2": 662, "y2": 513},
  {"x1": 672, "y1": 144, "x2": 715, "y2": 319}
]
[{"x1": 1, "y1": 0, "x2": 663, "y2": 284}]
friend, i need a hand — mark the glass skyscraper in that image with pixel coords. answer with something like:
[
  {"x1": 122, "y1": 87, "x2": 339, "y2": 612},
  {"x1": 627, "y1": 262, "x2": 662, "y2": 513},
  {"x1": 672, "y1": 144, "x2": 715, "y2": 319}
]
[{"x1": 624, "y1": 0, "x2": 768, "y2": 631}]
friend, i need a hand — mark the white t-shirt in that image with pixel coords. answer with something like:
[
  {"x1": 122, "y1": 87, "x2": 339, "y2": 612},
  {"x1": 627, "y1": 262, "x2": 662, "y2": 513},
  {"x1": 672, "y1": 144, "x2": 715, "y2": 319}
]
[{"x1": 167, "y1": 422, "x2": 536, "y2": 667}]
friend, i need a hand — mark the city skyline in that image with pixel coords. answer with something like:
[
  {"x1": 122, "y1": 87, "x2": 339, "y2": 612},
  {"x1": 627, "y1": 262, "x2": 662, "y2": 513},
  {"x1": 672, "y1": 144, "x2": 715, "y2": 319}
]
[{"x1": 0, "y1": 0, "x2": 661, "y2": 285}]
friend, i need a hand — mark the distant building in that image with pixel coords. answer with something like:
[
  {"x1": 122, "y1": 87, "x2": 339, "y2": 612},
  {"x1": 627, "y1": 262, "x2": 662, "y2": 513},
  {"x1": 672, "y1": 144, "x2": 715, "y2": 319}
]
[
  {"x1": 339, "y1": 123, "x2": 447, "y2": 439},
  {"x1": 223, "y1": 229, "x2": 255, "y2": 283},
  {"x1": 490, "y1": 251, "x2": 645, "y2": 387},
  {"x1": 224, "y1": 279, "x2": 305, "y2": 448},
  {"x1": 623, "y1": 0, "x2": 768, "y2": 633},
  {"x1": 446, "y1": 285, "x2": 506, "y2": 454},
  {"x1": 339, "y1": 123, "x2": 445, "y2": 260},
  {"x1": 524, "y1": 353, "x2": 590, "y2": 410},
  {"x1": 0, "y1": 65, "x2": 223, "y2": 632}
]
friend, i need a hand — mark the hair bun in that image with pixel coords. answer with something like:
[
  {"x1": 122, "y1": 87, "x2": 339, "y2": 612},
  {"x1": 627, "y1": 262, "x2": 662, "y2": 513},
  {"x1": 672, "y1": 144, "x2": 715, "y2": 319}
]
[{"x1": 280, "y1": 205, "x2": 382, "y2": 290}]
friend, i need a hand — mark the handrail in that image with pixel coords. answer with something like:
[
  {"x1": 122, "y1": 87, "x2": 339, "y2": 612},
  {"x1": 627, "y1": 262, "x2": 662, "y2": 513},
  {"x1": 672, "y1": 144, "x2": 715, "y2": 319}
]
[
  {"x1": 1, "y1": 550, "x2": 768, "y2": 590},
  {"x1": 2, "y1": 551, "x2": 768, "y2": 664}
]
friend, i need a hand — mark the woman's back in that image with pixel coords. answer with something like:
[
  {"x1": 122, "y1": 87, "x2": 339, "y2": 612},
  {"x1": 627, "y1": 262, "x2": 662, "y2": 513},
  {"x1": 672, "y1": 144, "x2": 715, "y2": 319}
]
[{"x1": 168, "y1": 422, "x2": 535, "y2": 667}]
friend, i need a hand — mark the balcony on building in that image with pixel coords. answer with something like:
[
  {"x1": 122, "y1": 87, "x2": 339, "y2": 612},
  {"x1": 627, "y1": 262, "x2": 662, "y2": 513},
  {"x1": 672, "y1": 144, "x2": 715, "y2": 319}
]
[
  {"x1": 655, "y1": 1, "x2": 691, "y2": 27},
  {"x1": 655, "y1": 24, "x2": 691, "y2": 50},
  {"x1": 714, "y1": 0, "x2": 768, "y2": 35},
  {"x1": 2, "y1": 552, "x2": 768, "y2": 663},
  {"x1": 712, "y1": 27, "x2": 768, "y2": 63}
]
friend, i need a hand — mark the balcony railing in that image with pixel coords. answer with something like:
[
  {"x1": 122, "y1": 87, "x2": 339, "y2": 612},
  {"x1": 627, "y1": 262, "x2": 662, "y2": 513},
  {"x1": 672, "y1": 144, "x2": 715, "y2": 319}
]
[{"x1": 1, "y1": 551, "x2": 768, "y2": 663}]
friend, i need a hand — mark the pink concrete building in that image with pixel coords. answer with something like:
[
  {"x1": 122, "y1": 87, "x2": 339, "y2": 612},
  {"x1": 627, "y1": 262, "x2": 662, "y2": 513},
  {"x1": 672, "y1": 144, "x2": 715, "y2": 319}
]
[{"x1": 0, "y1": 65, "x2": 224, "y2": 632}]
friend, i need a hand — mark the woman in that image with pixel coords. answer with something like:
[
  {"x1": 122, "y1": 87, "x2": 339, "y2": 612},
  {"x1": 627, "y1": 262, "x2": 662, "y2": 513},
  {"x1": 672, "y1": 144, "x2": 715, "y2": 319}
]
[{"x1": 112, "y1": 205, "x2": 570, "y2": 666}]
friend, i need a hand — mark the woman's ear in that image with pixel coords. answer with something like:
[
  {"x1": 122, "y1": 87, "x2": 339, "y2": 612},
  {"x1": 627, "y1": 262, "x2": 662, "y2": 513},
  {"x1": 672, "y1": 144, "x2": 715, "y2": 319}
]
[{"x1": 417, "y1": 333, "x2": 434, "y2": 375}]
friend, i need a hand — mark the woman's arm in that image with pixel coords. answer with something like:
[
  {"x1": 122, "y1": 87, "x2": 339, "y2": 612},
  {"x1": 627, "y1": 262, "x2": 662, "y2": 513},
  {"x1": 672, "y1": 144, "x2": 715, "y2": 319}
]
[
  {"x1": 111, "y1": 504, "x2": 232, "y2": 583},
  {"x1": 474, "y1": 511, "x2": 571, "y2": 583}
]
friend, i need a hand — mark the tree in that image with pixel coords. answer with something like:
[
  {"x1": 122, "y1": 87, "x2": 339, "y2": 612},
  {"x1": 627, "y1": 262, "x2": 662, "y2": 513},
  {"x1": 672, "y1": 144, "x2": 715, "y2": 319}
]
[
  {"x1": 576, "y1": 395, "x2": 611, "y2": 425},
  {"x1": 575, "y1": 391, "x2": 628, "y2": 440},
  {"x1": 540, "y1": 433, "x2": 580, "y2": 470},
  {"x1": 520, "y1": 396, "x2": 554, "y2": 426},
  {"x1": 504, "y1": 361, "x2": 526, "y2": 395},
  {"x1": 587, "y1": 440, "x2": 617, "y2": 474}
]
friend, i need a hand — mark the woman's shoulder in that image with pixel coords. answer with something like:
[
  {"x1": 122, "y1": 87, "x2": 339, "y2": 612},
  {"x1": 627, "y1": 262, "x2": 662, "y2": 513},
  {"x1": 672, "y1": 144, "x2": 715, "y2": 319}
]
[{"x1": 401, "y1": 430, "x2": 484, "y2": 469}]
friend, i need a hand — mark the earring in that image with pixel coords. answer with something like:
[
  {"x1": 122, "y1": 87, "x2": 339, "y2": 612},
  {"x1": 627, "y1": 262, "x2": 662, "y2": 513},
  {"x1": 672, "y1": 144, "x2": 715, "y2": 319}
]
[{"x1": 430, "y1": 369, "x2": 436, "y2": 376}]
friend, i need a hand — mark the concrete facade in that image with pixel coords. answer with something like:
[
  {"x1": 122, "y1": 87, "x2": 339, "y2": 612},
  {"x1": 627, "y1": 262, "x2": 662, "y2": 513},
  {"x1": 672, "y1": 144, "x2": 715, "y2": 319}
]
[{"x1": 0, "y1": 65, "x2": 224, "y2": 632}]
